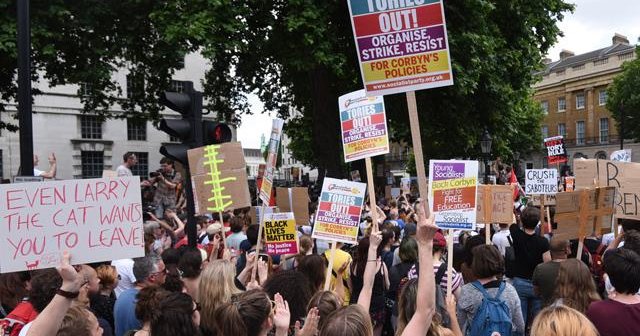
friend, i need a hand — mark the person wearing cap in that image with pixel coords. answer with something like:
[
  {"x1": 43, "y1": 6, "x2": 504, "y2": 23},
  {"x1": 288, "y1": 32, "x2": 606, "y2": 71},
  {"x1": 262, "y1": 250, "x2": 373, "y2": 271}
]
[{"x1": 407, "y1": 231, "x2": 463, "y2": 300}]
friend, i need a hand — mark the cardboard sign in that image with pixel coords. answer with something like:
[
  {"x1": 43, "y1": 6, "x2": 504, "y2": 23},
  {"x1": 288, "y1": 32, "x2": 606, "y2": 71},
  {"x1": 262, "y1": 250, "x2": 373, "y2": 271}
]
[
  {"x1": 249, "y1": 206, "x2": 277, "y2": 225},
  {"x1": 264, "y1": 212, "x2": 299, "y2": 255},
  {"x1": 188, "y1": 142, "x2": 251, "y2": 214},
  {"x1": 574, "y1": 159, "x2": 640, "y2": 220},
  {"x1": 476, "y1": 185, "x2": 514, "y2": 224},
  {"x1": 610, "y1": 149, "x2": 632, "y2": 162},
  {"x1": 259, "y1": 119, "x2": 285, "y2": 204},
  {"x1": 312, "y1": 178, "x2": 366, "y2": 244},
  {"x1": 347, "y1": 0, "x2": 454, "y2": 96},
  {"x1": 0, "y1": 177, "x2": 144, "y2": 273},
  {"x1": 339, "y1": 90, "x2": 390, "y2": 162},
  {"x1": 554, "y1": 187, "x2": 615, "y2": 240},
  {"x1": 525, "y1": 169, "x2": 558, "y2": 195},
  {"x1": 529, "y1": 194, "x2": 557, "y2": 206},
  {"x1": 544, "y1": 136, "x2": 568, "y2": 165},
  {"x1": 429, "y1": 160, "x2": 478, "y2": 230},
  {"x1": 276, "y1": 187, "x2": 310, "y2": 226},
  {"x1": 565, "y1": 176, "x2": 575, "y2": 192}
]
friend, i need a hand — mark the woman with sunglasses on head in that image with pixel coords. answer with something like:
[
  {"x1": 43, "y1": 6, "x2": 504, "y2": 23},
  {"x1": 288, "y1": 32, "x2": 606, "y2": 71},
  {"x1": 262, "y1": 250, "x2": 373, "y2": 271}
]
[
  {"x1": 213, "y1": 290, "x2": 291, "y2": 336},
  {"x1": 150, "y1": 292, "x2": 201, "y2": 336}
]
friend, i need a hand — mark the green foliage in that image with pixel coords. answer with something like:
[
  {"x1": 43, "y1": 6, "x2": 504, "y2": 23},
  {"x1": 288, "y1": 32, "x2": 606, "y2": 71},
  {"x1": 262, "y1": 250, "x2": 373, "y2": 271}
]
[{"x1": 607, "y1": 46, "x2": 640, "y2": 141}]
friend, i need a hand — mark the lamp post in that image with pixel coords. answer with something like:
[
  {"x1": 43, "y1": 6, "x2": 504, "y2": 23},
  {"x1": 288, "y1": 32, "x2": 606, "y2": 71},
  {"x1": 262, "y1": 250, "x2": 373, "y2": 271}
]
[
  {"x1": 513, "y1": 151, "x2": 520, "y2": 182},
  {"x1": 480, "y1": 129, "x2": 493, "y2": 184}
]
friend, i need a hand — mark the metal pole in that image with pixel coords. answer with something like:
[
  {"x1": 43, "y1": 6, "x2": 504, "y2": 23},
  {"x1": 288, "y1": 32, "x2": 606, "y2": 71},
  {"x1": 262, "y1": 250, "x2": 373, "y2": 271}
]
[
  {"x1": 18, "y1": 0, "x2": 34, "y2": 176},
  {"x1": 484, "y1": 158, "x2": 489, "y2": 184}
]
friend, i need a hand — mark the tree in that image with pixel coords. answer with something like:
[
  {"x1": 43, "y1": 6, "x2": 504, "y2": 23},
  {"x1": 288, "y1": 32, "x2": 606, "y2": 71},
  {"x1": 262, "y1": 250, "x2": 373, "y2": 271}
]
[
  {"x1": 234, "y1": 0, "x2": 573, "y2": 178},
  {"x1": 607, "y1": 45, "x2": 640, "y2": 141}
]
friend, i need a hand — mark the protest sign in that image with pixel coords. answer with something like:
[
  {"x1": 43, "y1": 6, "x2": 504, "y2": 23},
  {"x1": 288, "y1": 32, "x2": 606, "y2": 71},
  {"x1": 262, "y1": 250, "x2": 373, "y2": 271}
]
[
  {"x1": 429, "y1": 160, "x2": 478, "y2": 230},
  {"x1": 610, "y1": 149, "x2": 632, "y2": 162},
  {"x1": 525, "y1": 169, "x2": 558, "y2": 195},
  {"x1": 0, "y1": 176, "x2": 144, "y2": 273},
  {"x1": 476, "y1": 185, "x2": 514, "y2": 224},
  {"x1": 276, "y1": 187, "x2": 310, "y2": 226},
  {"x1": 259, "y1": 119, "x2": 285, "y2": 205},
  {"x1": 544, "y1": 136, "x2": 568, "y2": 165},
  {"x1": 249, "y1": 206, "x2": 277, "y2": 225},
  {"x1": 347, "y1": 0, "x2": 454, "y2": 96},
  {"x1": 264, "y1": 212, "x2": 299, "y2": 255},
  {"x1": 401, "y1": 177, "x2": 411, "y2": 195},
  {"x1": 311, "y1": 178, "x2": 366, "y2": 244},
  {"x1": 554, "y1": 187, "x2": 615, "y2": 241},
  {"x1": 529, "y1": 194, "x2": 557, "y2": 206},
  {"x1": 188, "y1": 142, "x2": 251, "y2": 214},
  {"x1": 565, "y1": 176, "x2": 575, "y2": 192},
  {"x1": 391, "y1": 187, "x2": 401, "y2": 199},
  {"x1": 339, "y1": 90, "x2": 390, "y2": 162},
  {"x1": 574, "y1": 159, "x2": 640, "y2": 220}
]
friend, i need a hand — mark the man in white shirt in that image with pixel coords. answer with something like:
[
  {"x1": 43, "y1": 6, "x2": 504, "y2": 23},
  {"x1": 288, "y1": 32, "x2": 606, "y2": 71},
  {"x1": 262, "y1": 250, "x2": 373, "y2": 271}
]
[
  {"x1": 492, "y1": 223, "x2": 511, "y2": 256},
  {"x1": 116, "y1": 152, "x2": 137, "y2": 177},
  {"x1": 33, "y1": 153, "x2": 56, "y2": 179}
]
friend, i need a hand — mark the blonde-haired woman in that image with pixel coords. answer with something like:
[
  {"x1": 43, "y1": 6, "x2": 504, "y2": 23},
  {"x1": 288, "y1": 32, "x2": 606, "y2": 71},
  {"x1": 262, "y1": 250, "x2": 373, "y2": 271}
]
[
  {"x1": 531, "y1": 304, "x2": 599, "y2": 336},
  {"x1": 198, "y1": 259, "x2": 242, "y2": 335}
]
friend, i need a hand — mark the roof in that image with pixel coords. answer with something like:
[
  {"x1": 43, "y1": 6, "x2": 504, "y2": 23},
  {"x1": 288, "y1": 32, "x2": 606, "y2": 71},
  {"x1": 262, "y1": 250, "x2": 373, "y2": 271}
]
[
  {"x1": 541, "y1": 43, "x2": 636, "y2": 74},
  {"x1": 243, "y1": 148, "x2": 263, "y2": 158}
]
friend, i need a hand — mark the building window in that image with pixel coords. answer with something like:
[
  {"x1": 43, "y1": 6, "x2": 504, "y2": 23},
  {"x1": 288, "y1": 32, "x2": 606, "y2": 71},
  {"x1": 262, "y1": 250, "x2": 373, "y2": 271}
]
[
  {"x1": 558, "y1": 97, "x2": 566, "y2": 112},
  {"x1": 79, "y1": 82, "x2": 93, "y2": 97},
  {"x1": 576, "y1": 121, "x2": 585, "y2": 145},
  {"x1": 558, "y1": 123, "x2": 566, "y2": 138},
  {"x1": 127, "y1": 119, "x2": 147, "y2": 141},
  {"x1": 599, "y1": 90, "x2": 608, "y2": 106},
  {"x1": 595, "y1": 151, "x2": 608, "y2": 160},
  {"x1": 81, "y1": 151, "x2": 104, "y2": 179},
  {"x1": 541, "y1": 101, "x2": 549, "y2": 114},
  {"x1": 130, "y1": 152, "x2": 149, "y2": 177},
  {"x1": 599, "y1": 118, "x2": 609, "y2": 143},
  {"x1": 576, "y1": 93, "x2": 585, "y2": 110},
  {"x1": 126, "y1": 72, "x2": 144, "y2": 99},
  {"x1": 80, "y1": 116, "x2": 103, "y2": 139},
  {"x1": 169, "y1": 80, "x2": 185, "y2": 93},
  {"x1": 541, "y1": 125, "x2": 548, "y2": 139},
  {"x1": 594, "y1": 58, "x2": 609, "y2": 66}
]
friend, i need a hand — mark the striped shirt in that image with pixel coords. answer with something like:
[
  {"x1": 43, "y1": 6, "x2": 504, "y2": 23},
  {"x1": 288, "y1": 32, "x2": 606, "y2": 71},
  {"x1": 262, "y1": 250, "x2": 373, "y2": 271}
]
[{"x1": 407, "y1": 261, "x2": 464, "y2": 293}]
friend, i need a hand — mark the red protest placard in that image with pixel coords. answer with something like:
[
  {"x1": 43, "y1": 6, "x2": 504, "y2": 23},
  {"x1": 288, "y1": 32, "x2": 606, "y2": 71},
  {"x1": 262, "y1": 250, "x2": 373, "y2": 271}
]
[{"x1": 544, "y1": 136, "x2": 568, "y2": 165}]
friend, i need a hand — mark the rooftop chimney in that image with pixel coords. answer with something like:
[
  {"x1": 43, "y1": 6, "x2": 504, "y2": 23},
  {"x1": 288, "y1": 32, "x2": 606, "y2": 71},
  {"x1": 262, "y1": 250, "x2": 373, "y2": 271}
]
[
  {"x1": 560, "y1": 49, "x2": 575, "y2": 60},
  {"x1": 612, "y1": 33, "x2": 629, "y2": 45}
]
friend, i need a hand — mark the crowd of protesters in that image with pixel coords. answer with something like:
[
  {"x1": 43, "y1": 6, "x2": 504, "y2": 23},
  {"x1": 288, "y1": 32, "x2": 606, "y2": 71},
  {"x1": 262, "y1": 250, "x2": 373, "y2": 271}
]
[{"x1": 2, "y1": 167, "x2": 640, "y2": 336}]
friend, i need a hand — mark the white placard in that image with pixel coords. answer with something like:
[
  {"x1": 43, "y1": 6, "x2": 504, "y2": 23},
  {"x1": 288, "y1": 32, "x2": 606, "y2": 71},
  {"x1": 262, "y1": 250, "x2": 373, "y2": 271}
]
[{"x1": 525, "y1": 169, "x2": 558, "y2": 195}]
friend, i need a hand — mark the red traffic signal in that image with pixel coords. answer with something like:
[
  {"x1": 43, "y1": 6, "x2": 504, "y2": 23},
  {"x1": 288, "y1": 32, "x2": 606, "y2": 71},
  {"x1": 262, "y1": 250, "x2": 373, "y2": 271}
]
[{"x1": 203, "y1": 121, "x2": 232, "y2": 145}]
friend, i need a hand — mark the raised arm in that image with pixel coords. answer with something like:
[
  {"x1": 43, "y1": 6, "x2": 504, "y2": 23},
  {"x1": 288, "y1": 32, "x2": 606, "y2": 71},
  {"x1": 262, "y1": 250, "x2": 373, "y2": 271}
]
[
  {"x1": 40, "y1": 153, "x2": 57, "y2": 179},
  {"x1": 402, "y1": 200, "x2": 437, "y2": 336},
  {"x1": 26, "y1": 252, "x2": 85, "y2": 336},
  {"x1": 357, "y1": 230, "x2": 382, "y2": 312}
]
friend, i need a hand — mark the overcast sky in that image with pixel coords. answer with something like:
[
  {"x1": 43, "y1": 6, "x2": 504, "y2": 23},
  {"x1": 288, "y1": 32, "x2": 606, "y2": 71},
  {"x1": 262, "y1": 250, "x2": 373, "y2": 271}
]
[{"x1": 237, "y1": 0, "x2": 640, "y2": 149}]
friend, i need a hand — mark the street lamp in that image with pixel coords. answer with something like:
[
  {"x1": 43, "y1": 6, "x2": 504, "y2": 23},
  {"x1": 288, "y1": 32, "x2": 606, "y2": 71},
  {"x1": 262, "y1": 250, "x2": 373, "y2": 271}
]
[
  {"x1": 480, "y1": 129, "x2": 493, "y2": 184},
  {"x1": 513, "y1": 151, "x2": 520, "y2": 182}
]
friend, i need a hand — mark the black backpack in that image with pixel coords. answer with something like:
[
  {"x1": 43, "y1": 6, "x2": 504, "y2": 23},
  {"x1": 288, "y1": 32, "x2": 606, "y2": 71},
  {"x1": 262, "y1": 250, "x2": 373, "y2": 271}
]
[{"x1": 504, "y1": 235, "x2": 517, "y2": 278}]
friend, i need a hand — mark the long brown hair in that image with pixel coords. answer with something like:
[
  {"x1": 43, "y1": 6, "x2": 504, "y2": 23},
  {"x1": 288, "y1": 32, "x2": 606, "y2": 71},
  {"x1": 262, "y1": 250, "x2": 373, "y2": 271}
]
[
  {"x1": 320, "y1": 305, "x2": 373, "y2": 336},
  {"x1": 213, "y1": 289, "x2": 271, "y2": 336},
  {"x1": 396, "y1": 279, "x2": 444, "y2": 336},
  {"x1": 552, "y1": 259, "x2": 600, "y2": 313}
]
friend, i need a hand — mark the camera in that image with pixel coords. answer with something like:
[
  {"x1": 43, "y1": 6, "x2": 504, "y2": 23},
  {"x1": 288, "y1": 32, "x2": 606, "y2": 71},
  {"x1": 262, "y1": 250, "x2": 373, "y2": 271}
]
[{"x1": 150, "y1": 169, "x2": 164, "y2": 178}]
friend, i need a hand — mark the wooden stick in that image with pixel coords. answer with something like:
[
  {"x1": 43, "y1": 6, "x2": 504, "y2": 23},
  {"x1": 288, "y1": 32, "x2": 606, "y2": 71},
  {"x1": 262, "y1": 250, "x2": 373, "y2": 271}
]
[
  {"x1": 576, "y1": 190, "x2": 590, "y2": 260},
  {"x1": 324, "y1": 241, "x2": 337, "y2": 291},
  {"x1": 546, "y1": 206, "x2": 552, "y2": 235},
  {"x1": 219, "y1": 211, "x2": 229, "y2": 247},
  {"x1": 365, "y1": 158, "x2": 380, "y2": 231},
  {"x1": 446, "y1": 230, "x2": 454, "y2": 297},
  {"x1": 539, "y1": 196, "x2": 546, "y2": 237},
  {"x1": 483, "y1": 185, "x2": 492, "y2": 245},
  {"x1": 406, "y1": 91, "x2": 429, "y2": 209},
  {"x1": 252, "y1": 204, "x2": 267, "y2": 281}
]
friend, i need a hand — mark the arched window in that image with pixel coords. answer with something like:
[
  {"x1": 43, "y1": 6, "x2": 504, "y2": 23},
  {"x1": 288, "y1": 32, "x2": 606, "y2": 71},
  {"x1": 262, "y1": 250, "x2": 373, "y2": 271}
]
[{"x1": 595, "y1": 151, "x2": 608, "y2": 160}]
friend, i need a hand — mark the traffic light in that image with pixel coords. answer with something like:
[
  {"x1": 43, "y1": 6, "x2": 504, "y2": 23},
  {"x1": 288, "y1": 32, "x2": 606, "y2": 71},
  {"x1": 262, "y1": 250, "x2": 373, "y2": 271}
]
[
  {"x1": 202, "y1": 121, "x2": 232, "y2": 145},
  {"x1": 158, "y1": 81, "x2": 202, "y2": 164}
]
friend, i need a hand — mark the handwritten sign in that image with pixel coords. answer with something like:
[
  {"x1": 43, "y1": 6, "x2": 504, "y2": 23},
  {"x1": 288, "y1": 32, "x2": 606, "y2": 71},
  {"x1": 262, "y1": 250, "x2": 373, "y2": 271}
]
[
  {"x1": 339, "y1": 90, "x2": 390, "y2": 162},
  {"x1": 529, "y1": 194, "x2": 557, "y2": 206},
  {"x1": 544, "y1": 136, "x2": 567, "y2": 165},
  {"x1": 429, "y1": 160, "x2": 478, "y2": 230},
  {"x1": 525, "y1": 169, "x2": 558, "y2": 195},
  {"x1": 312, "y1": 178, "x2": 366, "y2": 244},
  {"x1": 259, "y1": 119, "x2": 285, "y2": 205},
  {"x1": 476, "y1": 185, "x2": 514, "y2": 224},
  {"x1": 554, "y1": 187, "x2": 615, "y2": 240},
  {"x1": 264, "y1": 212, "x2": 299, "y2": 255},
  {"x1": 574, "y1": 159, "x2": 640, "y2": 220},
  {"x1": 347, "y1": 0, "x2": 454, "y2": 96},
  {"x1": 0, "y1": 177, "x2": 144, "y2": 273}
]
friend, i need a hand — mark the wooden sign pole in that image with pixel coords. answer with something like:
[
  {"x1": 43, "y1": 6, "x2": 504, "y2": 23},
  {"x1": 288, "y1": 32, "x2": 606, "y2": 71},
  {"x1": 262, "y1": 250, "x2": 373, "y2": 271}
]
[
  {"x1": 324, "y1": 241, "x2": 337, "y2": 291},
  {"x1": 446, "y1": 230, "x2": 454, "y2": 297},
  {"x1": 406, "y1": 91, "x2": 429, "y2": 209},
  {"x1": 483, "y1": 186, "x2": 492, "y2": 245},
  {"x1": 366, "y1": 157, "x2": 380, "y2": 231},
  {"x1": 252, "y1": 204, "x2": 267, "y2": 281},
  {"x1": 539, "y1": 196, "x2": 546, "y2": 237}
]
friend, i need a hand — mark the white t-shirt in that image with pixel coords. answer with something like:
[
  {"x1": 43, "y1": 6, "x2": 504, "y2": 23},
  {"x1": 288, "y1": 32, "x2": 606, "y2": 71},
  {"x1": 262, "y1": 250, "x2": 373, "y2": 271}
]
[
  {"x1": 116, "y1": 164, "x2": 133, "y2": 177},
  {"x1": 112, "y1": 258, "x2": 136, "y2": 297},
  {"x1": 18, "y1": 322, "x2": 32, "y2": 336},
  {"x1": 33, "y1": 168, "x2": 44, "y2": 176},
  {"x1": 492, "y1": 229, "x2": 511, "y2": 256}
]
